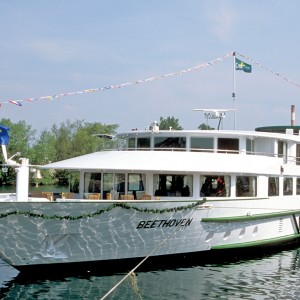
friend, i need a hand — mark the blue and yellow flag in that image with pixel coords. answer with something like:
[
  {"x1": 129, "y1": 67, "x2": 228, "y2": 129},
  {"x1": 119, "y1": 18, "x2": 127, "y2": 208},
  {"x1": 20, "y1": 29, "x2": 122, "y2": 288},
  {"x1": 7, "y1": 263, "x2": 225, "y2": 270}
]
[
  {"x1": 0, "y1": 125, "x2": 10, "y2": 145},
  {"x1": 235, "y1": 58, "x2": 252, "y2": 73}
]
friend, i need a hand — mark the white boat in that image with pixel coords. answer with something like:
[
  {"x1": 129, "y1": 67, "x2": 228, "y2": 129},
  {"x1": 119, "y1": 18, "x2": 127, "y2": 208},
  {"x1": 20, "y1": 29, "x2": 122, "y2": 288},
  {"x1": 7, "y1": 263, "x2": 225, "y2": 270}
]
[{"x1": 1, "y1": 116, "x2": 300, "y2": 272}]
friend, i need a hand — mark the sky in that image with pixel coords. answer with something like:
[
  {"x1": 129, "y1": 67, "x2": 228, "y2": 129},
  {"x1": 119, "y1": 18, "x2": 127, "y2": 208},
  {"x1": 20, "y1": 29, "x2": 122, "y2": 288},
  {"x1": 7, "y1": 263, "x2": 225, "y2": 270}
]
[{"x1": 1, "y1": 1, "x2": 300, "y2": 135}]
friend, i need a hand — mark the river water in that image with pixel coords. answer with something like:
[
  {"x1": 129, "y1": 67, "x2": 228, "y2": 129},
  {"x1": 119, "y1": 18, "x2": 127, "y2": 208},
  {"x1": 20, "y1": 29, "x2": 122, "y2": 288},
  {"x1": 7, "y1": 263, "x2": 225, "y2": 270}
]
[{"x1": 1, "y1": 247, "x2": 300, "y2": 299}]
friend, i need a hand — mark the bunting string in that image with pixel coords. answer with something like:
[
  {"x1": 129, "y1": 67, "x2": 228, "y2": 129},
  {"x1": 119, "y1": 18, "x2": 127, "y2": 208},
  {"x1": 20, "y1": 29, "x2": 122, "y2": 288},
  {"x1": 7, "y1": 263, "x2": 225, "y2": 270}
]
[
  {"x1": 1, "y1": 52, "x2": 233, "y2": 107},
  {"x1": 237, "y1": 52, "x2": 300, "y2": 89},
  {"x1": 3, "y1": 51, "x2": 300, "y2": 107}
]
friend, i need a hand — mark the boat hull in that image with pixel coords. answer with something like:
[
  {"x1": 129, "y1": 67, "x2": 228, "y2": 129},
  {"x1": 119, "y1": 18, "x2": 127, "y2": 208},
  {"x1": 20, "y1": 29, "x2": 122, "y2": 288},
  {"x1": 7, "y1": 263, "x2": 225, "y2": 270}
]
[
  {"x1": 15, "y1": 240, "x2": 300, "y2": 276},
  {"x1": 0, "y1": 199, "x2": 300, "y2": 271}
]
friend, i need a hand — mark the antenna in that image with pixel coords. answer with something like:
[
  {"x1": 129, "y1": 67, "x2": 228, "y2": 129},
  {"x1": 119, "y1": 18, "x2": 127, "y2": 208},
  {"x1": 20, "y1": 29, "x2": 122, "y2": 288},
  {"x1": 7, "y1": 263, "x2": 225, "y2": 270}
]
[{"x1": 194, "y1": 109, "x2": 236, "y2": 130}]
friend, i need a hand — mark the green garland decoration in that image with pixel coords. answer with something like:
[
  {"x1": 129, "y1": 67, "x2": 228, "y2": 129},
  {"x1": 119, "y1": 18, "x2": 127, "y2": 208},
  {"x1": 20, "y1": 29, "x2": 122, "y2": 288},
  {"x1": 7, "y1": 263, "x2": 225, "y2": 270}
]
[{"x1": 0, "y1": 199, "x2": 206, "y2": 221}]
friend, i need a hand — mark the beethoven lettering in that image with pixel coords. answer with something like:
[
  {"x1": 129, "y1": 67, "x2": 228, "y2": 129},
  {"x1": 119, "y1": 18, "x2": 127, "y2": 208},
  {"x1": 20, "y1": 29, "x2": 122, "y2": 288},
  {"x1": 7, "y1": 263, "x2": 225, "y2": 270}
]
[{"x1": 137, "y1": 218, "x2": 193, "y2": 229}]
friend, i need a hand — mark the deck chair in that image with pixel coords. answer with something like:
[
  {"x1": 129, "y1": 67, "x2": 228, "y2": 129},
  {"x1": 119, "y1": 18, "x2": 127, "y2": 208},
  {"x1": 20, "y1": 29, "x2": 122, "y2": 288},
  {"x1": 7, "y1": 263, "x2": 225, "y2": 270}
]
[
  {"x1": 141, "y1": 194, "x2": 152, "y2": 200},
  {"x1": 42, "y1": 192, "x2": 54, "y2": 201},
  {"x1": 61, "y1": 192, "x2": 75, "y2": 199},
  {"x1": 30, "y1": 192, "x2": 43, "y2": 198},
  {"x1": 88, "y1": 193, "x2": 101, "y2": 200}
]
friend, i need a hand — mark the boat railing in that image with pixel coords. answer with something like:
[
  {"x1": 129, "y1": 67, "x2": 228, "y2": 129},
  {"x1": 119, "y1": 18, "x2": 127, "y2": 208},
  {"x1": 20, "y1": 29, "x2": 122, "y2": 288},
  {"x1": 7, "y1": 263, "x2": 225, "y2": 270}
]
[
  {"x1": 285, "y1": 155, "x2": 300, "y2": 164},
  {"x1": 104, "y1": 146, "x2": 300, "y2": 164},
  {"x1": 116, "y1": 147, "x2": 290, "y2": 158},
  {"x1": 0, "y1": 193, "x2": 16, "y2": 201}
]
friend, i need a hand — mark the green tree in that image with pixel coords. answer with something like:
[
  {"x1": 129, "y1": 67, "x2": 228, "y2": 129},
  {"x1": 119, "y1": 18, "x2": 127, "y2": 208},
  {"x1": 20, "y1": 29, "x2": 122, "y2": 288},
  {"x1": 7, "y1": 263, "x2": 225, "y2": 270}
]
[
  {"x1": 198, "y1": 123, "x2": 213, "y2": 130},
  {"x1": 31, "y1": 130, "x2": 57, "y2": 185},
  {"x1": 71, "y1": 122, "x2": 118, "y2": 156},
  {"x1": 50, "y1": 120, "x2": 118, "y2": 161},
  {"x1": 31, "y1": 130, "x2": 56, "y2": 164},
  {"x1": 0, "y1": 118, "x2": 36, "y2": 160},
  {"x1": 159, "y1": 116, "x2": 183, "y2": 130},
  {"x1": 49, "y1": 120, "x2": 118, "y2": 186},
  {"x1": 0, "y1": 118, "x2": 119, "y2": 187},
  {"x1": 0, "y1": 118, "x2": 36, "y2": 185}
]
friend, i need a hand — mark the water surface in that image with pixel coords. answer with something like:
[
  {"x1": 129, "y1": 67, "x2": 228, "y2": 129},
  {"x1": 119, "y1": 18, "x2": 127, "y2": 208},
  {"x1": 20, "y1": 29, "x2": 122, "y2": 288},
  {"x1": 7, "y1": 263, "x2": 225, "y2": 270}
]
[{"x1": 1, "y1": 248, "x2": 300, "y2": 299}]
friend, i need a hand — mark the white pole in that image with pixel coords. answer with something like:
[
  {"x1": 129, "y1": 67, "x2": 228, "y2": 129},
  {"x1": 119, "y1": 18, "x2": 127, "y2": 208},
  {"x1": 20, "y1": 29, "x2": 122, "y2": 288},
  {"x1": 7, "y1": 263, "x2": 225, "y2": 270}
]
[
  {"x1": 233, "y1": 52, "x2": 236, "y2": 130},
  {"x1": 1, "y1": 145, "x2": 8, "y2": 162},
  {"x1": 16, "y1": 158, "x2": 29, "y2": 202},
  {"x1": 291, "y1": 105, "x2": 296, "y2": 126}
]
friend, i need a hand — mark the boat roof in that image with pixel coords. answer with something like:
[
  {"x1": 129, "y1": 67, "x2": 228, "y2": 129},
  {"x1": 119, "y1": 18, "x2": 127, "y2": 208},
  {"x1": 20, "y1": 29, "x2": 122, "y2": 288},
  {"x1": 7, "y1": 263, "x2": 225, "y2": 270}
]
[
  {"x1": 255, "y1": 125, "x2": 300, "y2": 134},
  {"x1": 42, "y1": 150, "x2": 279, "y2": 175}
]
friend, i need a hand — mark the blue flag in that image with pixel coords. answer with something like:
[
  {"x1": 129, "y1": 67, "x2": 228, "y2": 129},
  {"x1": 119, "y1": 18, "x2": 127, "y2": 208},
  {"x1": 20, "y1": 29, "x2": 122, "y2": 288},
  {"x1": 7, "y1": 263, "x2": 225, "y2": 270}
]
[
  {"x1": 235, "y1": 58, "x2": 252, "y2": 73},
  {"x1": 0, "y1": 125, "x2": 10, "y2": 145}
]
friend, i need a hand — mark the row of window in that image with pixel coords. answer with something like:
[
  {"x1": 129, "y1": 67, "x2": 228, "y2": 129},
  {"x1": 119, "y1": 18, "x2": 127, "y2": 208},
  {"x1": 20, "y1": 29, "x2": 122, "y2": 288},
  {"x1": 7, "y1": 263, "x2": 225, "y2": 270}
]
[
  {"x1": 128, "y1": 136, "x2": 240, "y2": 153},
  {"x1": 268, "y1": 177, "x2": 295, "y2": 196},
  {"x1": 127, "y1": 136, "x2": 300, "y2": 165},
  {"x1": 85, "y1": 172, "x2": 193, "y2": 199},
  {"x1": 84, "y1": 172, "x2": 300, "y2": 199},
  {"x1": 84, "y1": 173, "x2": 145, "y2": 199}
]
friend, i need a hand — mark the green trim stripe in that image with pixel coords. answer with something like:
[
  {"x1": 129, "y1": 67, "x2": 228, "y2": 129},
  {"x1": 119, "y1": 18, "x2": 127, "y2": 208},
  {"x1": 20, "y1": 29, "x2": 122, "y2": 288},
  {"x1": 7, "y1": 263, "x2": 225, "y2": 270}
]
[
  {"x1": 211, "y1": 234, "x2": 300, "y2": 250},
  {"x1": 202, "y1": 209, "x2": 300, "y2": 223}
]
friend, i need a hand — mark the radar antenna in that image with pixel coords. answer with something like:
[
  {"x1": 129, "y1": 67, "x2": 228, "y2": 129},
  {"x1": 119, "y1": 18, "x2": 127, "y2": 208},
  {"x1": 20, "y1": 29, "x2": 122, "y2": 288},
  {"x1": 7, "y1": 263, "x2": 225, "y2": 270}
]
[{"x1": 194, "y1": 108, "x2": 236, "y2": 130}]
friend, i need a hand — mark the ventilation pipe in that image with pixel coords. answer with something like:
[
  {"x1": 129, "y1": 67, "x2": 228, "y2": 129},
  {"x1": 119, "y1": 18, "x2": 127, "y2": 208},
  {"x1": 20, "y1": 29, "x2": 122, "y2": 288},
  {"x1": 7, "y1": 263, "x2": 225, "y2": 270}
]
[{"x1": 291, "y1": 105, "x2": 296, "y2": 126}]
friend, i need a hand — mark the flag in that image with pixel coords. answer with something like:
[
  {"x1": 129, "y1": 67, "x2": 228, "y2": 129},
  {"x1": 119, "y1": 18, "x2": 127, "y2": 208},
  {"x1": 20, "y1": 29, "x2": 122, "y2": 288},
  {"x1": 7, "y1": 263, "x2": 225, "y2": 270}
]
[
  {"x1": 9, "y1": 100, "x2": 22, "y2": 106},
  {"x1": 235, "y1": 58, "x2": 252, "y2": 73},
  {"x1": 0, "y1": 125, "x2": 10, "y2": 145}
]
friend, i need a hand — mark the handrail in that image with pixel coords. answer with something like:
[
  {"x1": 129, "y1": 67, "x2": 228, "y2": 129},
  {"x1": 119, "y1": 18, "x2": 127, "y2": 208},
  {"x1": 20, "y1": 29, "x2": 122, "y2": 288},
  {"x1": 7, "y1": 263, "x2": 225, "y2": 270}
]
[
  {"x1": 116, "y1": 147, "x2": 286, "y2": 157},
  {"x1": 100, "y1": 146, "x2": 300, "y2": 163}
]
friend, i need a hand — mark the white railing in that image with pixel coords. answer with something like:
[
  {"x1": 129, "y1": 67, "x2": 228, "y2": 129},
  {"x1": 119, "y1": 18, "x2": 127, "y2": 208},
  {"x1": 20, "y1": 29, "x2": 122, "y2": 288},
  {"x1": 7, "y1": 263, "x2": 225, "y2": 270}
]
[{"x1": 102, "y1": 146, "x2": 300, "y2": 165}]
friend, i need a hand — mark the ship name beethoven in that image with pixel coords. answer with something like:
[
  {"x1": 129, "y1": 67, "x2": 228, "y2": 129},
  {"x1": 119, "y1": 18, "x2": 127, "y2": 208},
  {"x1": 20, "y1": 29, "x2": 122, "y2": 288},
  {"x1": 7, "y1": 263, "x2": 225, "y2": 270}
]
[{"x1": 137, "y1": 218, "x2": 193, "y2": 229}]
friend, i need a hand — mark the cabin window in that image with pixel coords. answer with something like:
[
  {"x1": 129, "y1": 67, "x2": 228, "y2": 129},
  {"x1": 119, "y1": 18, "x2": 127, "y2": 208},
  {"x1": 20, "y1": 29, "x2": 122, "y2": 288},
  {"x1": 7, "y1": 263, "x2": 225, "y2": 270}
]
[
  {"x1": 128, "y1": 138, "x2": 135, "y2": 149},
  {"x1": 283, "y1": 177, "x2": 293, "y2": 195},
  {"x1": 217, "y1": 138, "x2": 239, "y2": 154},
  {"x1": 296, "y1": 144, "x2": 300, "y2": 165},
  {"x1": 153, "y1": 174, "x2": 193, "y2": 197},
  {"x1": 84, "y1": 172, "x2": 101, "y2": 193},
  {"x1": 103, "y1": 173, "x2": 113, "y2": 199},
  {"x1": 297, "y1": 178, "x2": 300, "y2": 195},
  {"x1": 246, "y1": 139, "x2": 254, "y2": 155},
  {"x1": 128, "y1": 173, "x2": 146, "y2": 199},
  {"x1": 114, "y1": 173, "x2": 125, "y2": 196},
  {"x1": 191, "y1": 137, "x2": 213, "y2": 152},
  {"x1": 200, "y1": 175, "x2": 231, "y2": 197},
  {"x1": 154, "y1": 137, "x2": 186, "y2": 150},
  {"x1": 102, "y1": 173, "x2": 125, "y2": 199},
  {"x1": 268, "y1": 177, "x2": 279, "y2": 196},
  {"x1": 278, "y1": 141, "x2": 287, "y2": 162},
  {"x1": 236, "y1": 176, "x2": 257, "y2": 197},
  {"x1": 137, "y1": 138, "x2": 150, "y2": 149},
  {"x1": 278, "y1": 141, "x2": 284, "y2": 157}
]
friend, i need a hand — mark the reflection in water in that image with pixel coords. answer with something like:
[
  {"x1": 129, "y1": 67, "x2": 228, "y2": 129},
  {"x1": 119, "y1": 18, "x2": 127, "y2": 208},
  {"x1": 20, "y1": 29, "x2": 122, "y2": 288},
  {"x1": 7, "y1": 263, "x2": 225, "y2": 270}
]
[
  {"x1": 2, "y1": 248, "x2": 300, "y2": 299},
  {"x1": 0, "y1": 261, "x2": 18, "y2": 290}
]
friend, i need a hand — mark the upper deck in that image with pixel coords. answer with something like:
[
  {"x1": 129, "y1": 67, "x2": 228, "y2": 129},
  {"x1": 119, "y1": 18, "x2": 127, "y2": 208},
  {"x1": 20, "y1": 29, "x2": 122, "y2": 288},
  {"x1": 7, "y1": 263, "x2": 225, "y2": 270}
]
[{"x1": 117, "y1": 124, "x2": 300, "y2": 163}]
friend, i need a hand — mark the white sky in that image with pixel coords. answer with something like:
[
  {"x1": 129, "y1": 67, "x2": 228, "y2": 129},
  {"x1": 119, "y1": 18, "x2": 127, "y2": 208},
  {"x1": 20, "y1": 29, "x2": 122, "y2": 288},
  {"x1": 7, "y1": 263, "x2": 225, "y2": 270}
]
[{"x1": 1, "y1": 1, "x2": 300, "y2": 133}]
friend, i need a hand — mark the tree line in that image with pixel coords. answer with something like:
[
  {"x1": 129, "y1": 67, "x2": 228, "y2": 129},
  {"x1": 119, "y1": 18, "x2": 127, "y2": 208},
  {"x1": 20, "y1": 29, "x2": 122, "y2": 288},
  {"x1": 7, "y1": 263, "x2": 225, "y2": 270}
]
[
  {"x1": 0, "y1": 116, "x2": 209, "y2": 188},
  {"x1": 0, "y1": 118, "x2": 118, "y2": 187}
]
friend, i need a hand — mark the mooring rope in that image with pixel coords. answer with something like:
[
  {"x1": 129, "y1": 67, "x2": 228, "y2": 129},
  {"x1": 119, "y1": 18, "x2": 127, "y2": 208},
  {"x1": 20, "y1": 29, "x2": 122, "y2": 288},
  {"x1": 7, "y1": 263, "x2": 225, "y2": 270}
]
[{"x1": 99, "y1": 207, "x2": 199, "y2": 300}]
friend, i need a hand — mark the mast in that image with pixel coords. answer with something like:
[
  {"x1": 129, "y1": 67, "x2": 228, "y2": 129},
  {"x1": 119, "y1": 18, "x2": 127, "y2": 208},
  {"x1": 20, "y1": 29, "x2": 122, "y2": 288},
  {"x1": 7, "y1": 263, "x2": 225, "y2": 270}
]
[{"x1": 233, "y1": 52, "x2": 236, "y2": 130}]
